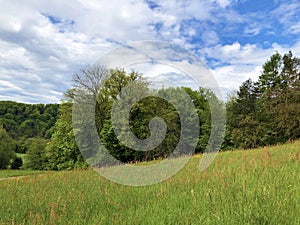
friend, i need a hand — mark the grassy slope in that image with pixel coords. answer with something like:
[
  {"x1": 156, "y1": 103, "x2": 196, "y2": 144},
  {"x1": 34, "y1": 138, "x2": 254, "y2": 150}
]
[{"x1": 0, "y1": 141, "x2": 299, "y2": 225}]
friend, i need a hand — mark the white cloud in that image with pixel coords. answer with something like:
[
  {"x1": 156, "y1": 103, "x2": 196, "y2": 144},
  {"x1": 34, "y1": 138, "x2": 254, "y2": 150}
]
[
  {"x1": 0, "y1": 80, "x2": 23, "y2": 92},
  {"x1": 202, "y1": 39, "x2": 300, "y2": 97},
  {"x1": 203, "y1": 41, "x2": 293, "y2": 66},
  {"x1": 244, "y1": 23, "x2": 262, "y2": 36},
  {"x1": 271, "y1": 1, "x2": 300, "y2": 34},
  {"x1": 214, "y1": 0, "x2": 232, "y2": 8},
  {"x1": 211, "y1": 65, "x2": 261, "y2": 90},
  {"x1": 201, "y1": 30, "x2": 220, "y2": 45},
  {"x1": 290, "y1": 23, "x2": 300, "y2": 34}
]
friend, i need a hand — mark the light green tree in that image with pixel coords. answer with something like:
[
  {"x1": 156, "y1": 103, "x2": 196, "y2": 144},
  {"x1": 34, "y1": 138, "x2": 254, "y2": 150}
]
[
  {"x1": 25, "y1": 137, "x2": 48, "y2": 170},
  {"x1": 45, "y1": 103, "x2": 86, "y2": 170}
]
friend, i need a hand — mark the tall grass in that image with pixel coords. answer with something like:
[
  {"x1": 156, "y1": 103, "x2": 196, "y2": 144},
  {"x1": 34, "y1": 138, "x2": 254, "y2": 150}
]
[{"x1": 0, "y1": 141, "x2": 299, "y2": 224}]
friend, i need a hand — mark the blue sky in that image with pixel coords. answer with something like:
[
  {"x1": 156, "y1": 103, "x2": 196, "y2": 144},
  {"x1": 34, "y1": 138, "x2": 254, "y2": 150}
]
[{"x1": 0, "y1": 0, "x2": 300, "y2": 103}]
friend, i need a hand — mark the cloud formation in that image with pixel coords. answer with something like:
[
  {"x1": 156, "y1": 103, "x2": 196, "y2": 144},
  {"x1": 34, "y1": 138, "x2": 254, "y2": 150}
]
[{"x1": 0, "y1": 0, "x2": 299, "y2": 103}]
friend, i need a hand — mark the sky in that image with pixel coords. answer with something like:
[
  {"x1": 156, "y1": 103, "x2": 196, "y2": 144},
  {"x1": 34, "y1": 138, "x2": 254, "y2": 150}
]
[{"x1": 0, "y1": 0, "x2": 300, "y2": 103}]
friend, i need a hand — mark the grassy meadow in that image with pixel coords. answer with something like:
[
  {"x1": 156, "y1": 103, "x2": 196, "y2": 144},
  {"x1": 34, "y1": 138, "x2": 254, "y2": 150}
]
[{"x1": 0, "y1": 141, "x2": 300, "y2": 225}]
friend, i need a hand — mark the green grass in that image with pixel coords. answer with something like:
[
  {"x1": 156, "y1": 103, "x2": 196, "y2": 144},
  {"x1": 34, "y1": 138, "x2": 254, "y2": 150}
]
[
  {"x1": 0, "y1": 170, "x2": 44, "y2": 179},
  {"x1": 0, "y1": 141, "x2": 300, "y2": 224}
]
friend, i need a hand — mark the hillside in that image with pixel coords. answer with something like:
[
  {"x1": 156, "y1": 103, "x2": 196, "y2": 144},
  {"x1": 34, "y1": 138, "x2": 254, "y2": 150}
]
[
  {"x1": 1, "y1": 140, "x2": 299, "y2": 224},
  {"x1": 0, "y1": 101, "x2": 59, "y2": 141}
]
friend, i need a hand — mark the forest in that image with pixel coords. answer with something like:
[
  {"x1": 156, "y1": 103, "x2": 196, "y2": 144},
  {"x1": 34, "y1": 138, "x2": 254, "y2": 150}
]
[
  {"x1": 0, "y1": 102, "x2": 59, "y2": 169},
  {"x1": 1, "y1": 51, "x2": 300, "y2": 170}
]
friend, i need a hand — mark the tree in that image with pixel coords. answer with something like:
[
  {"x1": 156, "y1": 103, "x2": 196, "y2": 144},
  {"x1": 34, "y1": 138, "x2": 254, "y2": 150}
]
[
  {"x1": 182, "y1": 87, "x2": 209, "y2": 152},
  {"x1": 257, "y1": 52, "x2": 282, "y2": 93},
  {"x1": 53, "y1": 66, "x2": 147, "y2": 168},
  {"x1": 226, "y1": 79, "x2": 262, "y2": 149},
  {"x1": 72, "y1": 64, "x2": 107, "y2": 103},
  {"x1": 45, "y1": 103, "x2": 87, "y2": 170},
  {"x1": 256, "y1": 51, "x2": 300, "y2": 144},
  {"x1": 0, "y1": 126, "x2": 15, "y2": 169},
  {"x1": 94, "y1": 68, "x2": 151, "y2": 163},
  {"x1": 96, "y1": 68, "x2": 147, "y2": 132},
  {"x1": 25, "y1": 138, "x2": 48, "y2": 170}
]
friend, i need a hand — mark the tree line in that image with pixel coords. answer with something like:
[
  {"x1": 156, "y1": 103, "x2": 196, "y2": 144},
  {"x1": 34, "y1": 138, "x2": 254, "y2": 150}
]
[
  {"x1": 224, "y1": 51, "x2": 300, "y2": 149},
  {"x1": 1, "y1": 51, "x2": 299, "y2": 170}
]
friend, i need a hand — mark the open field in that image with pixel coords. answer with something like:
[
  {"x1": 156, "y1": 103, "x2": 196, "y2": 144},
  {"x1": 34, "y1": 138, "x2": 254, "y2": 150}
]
[{"x1": 1, "y1": 141, "x2": 300, "y2": 225}]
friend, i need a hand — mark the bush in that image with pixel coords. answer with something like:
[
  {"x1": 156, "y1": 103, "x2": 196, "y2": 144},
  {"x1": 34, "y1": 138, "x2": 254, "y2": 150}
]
[{"x1": 11, "y1": 156, "x2": 23, "y2": 169}]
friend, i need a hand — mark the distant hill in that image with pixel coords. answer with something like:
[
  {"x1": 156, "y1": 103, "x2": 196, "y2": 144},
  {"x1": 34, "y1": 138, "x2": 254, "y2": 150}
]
[{"x1": 0, "y1": 101, "x2": 59, "y2": 152}]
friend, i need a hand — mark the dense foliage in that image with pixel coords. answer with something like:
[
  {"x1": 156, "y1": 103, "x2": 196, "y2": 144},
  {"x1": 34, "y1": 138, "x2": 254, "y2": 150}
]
[
  {"x1": 225, "y1": 51, "x2": 300, "y2": 149},
  {"x1": 44, "y1": 103, "x2": 87, "y2": 170},
  {"x1": 99, "y1": 87, "x2": 213, "y2": 163},
  {"x1": 0, "y1": 101, "x2": 59, "y2": 152},
  {"x1": 0, "y1": 101, "x2": 59, "y2": 169},
  {"x1": 69, "y1": 67, "x2": 218, "y2": 166},
  {"x1": 24, "y1": 137, "x2": 48, "y2": 170}
]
